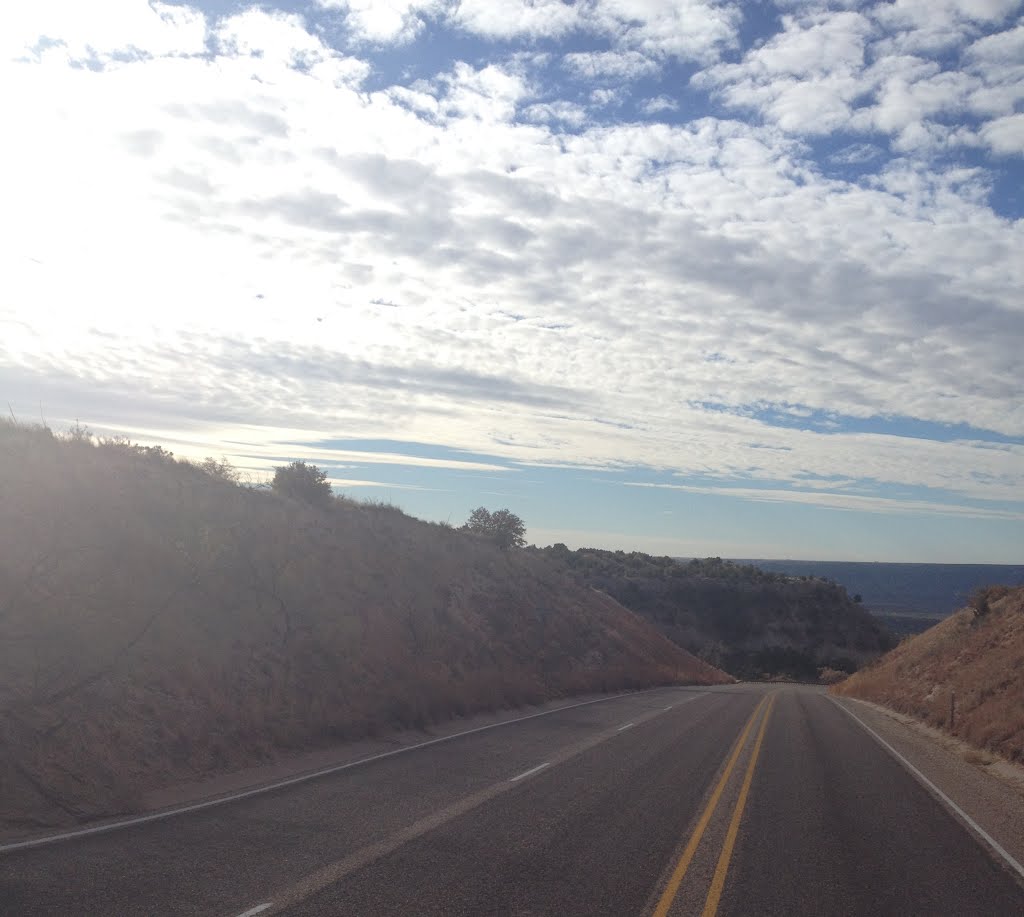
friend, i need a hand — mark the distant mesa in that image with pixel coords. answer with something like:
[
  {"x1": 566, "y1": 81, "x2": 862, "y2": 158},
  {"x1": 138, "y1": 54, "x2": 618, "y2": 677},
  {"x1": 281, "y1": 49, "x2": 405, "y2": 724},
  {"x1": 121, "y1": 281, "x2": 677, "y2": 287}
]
[
  {"x1": 536, "y1": 547, "x2": 895, "y2": 682},
  {"x1": 734, "y1": 559, "x2": 1024, "y2": 636}
]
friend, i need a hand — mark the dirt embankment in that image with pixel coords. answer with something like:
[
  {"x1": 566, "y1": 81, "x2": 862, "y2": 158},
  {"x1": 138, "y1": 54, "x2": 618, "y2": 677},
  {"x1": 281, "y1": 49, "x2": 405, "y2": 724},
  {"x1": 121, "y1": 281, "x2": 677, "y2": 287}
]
[
  {"x1": 833, "y1": 586, "x2": 1024, "y2": 764},
  {"x1": 0, "y1": 421, "x2": 729, "y2": 832}
]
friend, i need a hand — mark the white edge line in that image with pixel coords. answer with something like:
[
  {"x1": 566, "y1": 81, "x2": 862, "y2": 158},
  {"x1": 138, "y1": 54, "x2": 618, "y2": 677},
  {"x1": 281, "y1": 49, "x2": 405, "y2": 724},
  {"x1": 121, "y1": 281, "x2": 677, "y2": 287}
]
[
  {"x1": 235, "y1": 904, "x2": 273, "y2": 917},
  {"x1": 0, "y1": 686, "x2": 684, "y2": 854},
  {"x1": 617, "y1": 722, "x2": 635, "y2": 731},
  {"x1": 829, "y1": 696, "x2": 1024, "y2": 884},
  {"x1": 509, "y1": 762, "x2": 551, "y2": 783}
]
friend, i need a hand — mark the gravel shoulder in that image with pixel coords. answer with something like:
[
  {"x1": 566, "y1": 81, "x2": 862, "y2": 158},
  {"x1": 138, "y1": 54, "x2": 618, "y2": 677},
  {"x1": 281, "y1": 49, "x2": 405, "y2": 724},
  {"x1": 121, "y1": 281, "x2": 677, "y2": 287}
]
[{"x1": 831, "y1": 695, "x2": 1024, "y2": 877}]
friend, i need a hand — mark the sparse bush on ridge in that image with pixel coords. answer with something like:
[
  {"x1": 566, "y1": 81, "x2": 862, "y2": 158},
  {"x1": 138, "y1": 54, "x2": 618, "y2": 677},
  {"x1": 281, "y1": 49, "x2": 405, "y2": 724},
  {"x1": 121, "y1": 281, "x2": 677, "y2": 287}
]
[
  {"x1": 970, "y1": 587, "x2": 992, "y2": 618},
  {"x1": 463, "y1": 506, "x2": 527, "y2": 550},
  {"x1": 271, "y1": 459, "x2": 333, "y2": 506},
  {"x1": 198, "y1": 456, "x2": 241, "y2": 484},
  {"x1": 969, "y1": 584, "x2": 1012, "y2": 619},
  {"x1": 64, "y1": 420, "x2": 93, "y2": 443}
]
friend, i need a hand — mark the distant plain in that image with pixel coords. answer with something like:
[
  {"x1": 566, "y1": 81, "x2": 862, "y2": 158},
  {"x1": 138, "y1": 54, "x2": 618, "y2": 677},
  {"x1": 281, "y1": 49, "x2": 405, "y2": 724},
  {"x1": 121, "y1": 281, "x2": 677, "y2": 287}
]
[{"x1": 732, "y1": 560, "x2": 1024, "y2": 633}]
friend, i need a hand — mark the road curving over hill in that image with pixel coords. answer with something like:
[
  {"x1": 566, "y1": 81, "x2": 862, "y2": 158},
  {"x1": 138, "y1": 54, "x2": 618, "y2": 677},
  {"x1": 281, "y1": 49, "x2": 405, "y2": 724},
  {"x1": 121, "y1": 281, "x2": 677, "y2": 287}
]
[{"x1": 2, "y1": 685, "x2": 1022, "y2": 916}]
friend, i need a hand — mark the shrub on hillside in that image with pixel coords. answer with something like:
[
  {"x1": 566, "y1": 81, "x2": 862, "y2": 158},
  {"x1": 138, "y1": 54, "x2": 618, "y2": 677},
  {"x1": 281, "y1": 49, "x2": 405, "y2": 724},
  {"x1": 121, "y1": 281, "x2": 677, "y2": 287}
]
[
  {"x1": 198, "y1": 456, "x2": 241, "y2": 484},
  {"x1": 272, "y1": 460, "x2": 332, "y2": 507},
  {"x1": 464, "y1": 506, "x2": 526, "y2": 550},
  {"x1": 969, "y1": 585, "x2": 1012, "y2": 619}
]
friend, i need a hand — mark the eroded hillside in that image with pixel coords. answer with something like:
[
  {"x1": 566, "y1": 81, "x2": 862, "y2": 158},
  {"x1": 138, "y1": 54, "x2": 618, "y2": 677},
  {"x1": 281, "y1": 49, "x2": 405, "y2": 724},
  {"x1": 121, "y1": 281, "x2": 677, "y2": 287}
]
[
  {"x1": 833, "y1": 586, "x2": 1024, "y2": 763},
  {"x1": 0, "y1": 421, "x2": 728, "y2": 830},
  {"x1": 536, "y1": 546, "x2": 895, "y2": 680}
]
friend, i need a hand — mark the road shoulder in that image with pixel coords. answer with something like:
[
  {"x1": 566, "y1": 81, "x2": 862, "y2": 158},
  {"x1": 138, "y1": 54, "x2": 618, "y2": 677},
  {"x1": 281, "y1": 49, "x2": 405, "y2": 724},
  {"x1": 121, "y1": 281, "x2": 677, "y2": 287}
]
[{"x1": 831, "y1": 695, "x2": 1024, "y2": 881}]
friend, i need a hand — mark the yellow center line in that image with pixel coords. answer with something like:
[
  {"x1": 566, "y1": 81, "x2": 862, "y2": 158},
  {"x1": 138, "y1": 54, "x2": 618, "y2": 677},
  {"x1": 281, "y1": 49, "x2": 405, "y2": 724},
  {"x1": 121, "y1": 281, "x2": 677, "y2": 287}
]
[
  {"x1": 701, "y1": 694, "x2": 776, "y2": 917},
  {"x1": 650, "y1": 694, "x2": 769, "y2": 917}
]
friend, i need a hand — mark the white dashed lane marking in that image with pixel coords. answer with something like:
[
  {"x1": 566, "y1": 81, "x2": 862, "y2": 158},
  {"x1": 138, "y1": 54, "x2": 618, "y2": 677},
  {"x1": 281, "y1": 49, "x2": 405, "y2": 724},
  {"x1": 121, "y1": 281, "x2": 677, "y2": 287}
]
[{"x1": 510, "y1": 762, "x2": 551, "y2": 782}]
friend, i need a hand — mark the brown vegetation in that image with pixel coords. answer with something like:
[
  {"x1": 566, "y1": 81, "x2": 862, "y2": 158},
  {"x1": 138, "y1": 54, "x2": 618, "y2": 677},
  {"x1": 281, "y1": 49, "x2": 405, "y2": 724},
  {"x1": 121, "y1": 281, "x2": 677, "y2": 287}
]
[
  {"x1": 833, "y1": 586, "x2": 1024, "y2": 764},
  {"x1": 0, "y1": 421, "x2": 728, "y2": 830}
]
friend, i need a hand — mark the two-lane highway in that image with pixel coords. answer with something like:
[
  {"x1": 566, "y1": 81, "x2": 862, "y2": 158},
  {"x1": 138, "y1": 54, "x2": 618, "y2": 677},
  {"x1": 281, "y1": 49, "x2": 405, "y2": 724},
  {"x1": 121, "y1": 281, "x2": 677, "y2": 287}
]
[
  {"x1": 713, "y1": 691, "x2": 1024, "y2": 917},
  {"x1": 2, "y1": 685, "x2": 1022, "y2": 916}
]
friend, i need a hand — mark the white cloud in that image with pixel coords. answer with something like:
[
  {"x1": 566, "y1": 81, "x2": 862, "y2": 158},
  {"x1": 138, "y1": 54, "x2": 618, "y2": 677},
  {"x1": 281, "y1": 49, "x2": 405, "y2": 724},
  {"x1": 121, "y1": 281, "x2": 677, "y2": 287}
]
[
  {"x1": 523, "y1": 101, "x2": 589, "y2": 127},
  {"x1": 828, "y1": 142, "x2": 883, "y2": 165},
  {"x1": 963, "y1": 23, "x2": 1024, "y2": 119},
  {"x1": 434, "y1": 61, "x2": 533, "y2": 122},
  {"x1": 873, "y1": 0, "x2": 1020, "y2": 55},
  {"x1": 695, "y1": 4, "x2": 1024, "y2": 156},
  {"x1": 563, "y1": 50, "x2": 661, "y2": 81},
  {"x1": 450, "y1": 0, "x2": 581, "y2": 40},
  {"x1": 966, "y1": 21, "x2": 1024, "y2": 65},
  {"x1": 396, "y1": 1, "x2": 742, "y2": 63},
  {"x1": 694, "y1": 10, "x2": 873, "y2": 134},
  {"x1": 216, "y1": 6, "x2": 367, "y2": 84},
  {"x1": 2, "y1": 0, "x2": 1022, "y2": 529},
  {"x1": 591, "y1": 87, "x2": 625, "y2": 108},
  {"x1": 318, "y1": 0, "x2": 445, "y2": 44},
  {"x1": 979, "y1": 112, "x2": 1024, "y2": 153},
  {"x1": 3, "y1": 0, "x2": 207, "y2": 62},
  {"x1": 587, "y1": 0, "x2": 742, "y2": 62},
  {"x1": 640, "y1": 95, "x2": 680, "y2": 115},
  {"x1": 328, "y1": 477, "x2": 440, "y2": 490},
  {"x1": 623, "y1": 482, "x2": 1024, "y2": 521}
]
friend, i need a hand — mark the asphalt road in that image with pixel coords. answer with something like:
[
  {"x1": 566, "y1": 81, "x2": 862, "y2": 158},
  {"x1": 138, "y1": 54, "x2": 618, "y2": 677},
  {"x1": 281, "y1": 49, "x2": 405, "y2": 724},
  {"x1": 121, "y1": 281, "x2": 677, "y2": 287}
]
[{"x1": 2, "y1": 685, "x2": 1022, "y2": 916}]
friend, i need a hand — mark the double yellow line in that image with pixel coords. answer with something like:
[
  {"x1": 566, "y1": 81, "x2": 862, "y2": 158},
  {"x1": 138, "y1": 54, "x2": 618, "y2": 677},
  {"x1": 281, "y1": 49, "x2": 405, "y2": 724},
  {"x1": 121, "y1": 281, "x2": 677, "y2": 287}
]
[{"x1": 652, "y1": 694, "x2": 776, "y2": 917}]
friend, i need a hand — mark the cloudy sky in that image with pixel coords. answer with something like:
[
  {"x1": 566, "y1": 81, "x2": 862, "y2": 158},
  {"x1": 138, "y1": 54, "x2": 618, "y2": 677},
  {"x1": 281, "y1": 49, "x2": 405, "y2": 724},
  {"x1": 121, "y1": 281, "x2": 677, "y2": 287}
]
[{"x1": 3, "y1": 0, "x2": 1023, "y2": 562}]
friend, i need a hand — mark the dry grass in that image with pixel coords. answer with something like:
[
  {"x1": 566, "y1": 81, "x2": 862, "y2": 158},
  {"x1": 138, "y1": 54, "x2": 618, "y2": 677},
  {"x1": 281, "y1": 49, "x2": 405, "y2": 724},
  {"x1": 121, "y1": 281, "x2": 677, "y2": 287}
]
[
  {"x1": 833, "y1": 586, "x2": 1024, "y2": 764},
  {"x1": 0, "y1": 420, "x2": 729, "y2": 829}
]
